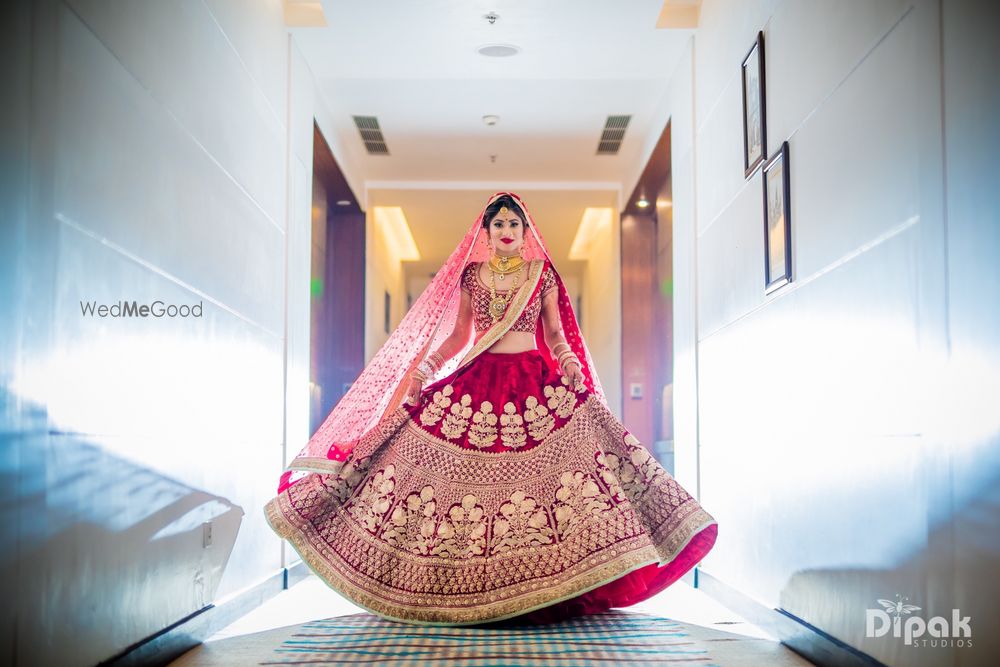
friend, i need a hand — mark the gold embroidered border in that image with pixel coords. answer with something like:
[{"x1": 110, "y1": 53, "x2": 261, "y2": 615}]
[
  {"x1": 403, "y1": 390, "x2": 591, "y2": 462},
  {"x1": 264, "y1": 491, "x2": 716, "y2": 626},
  {"x1": 456, "y1": 258, "x2": 544, "y2": 370}
]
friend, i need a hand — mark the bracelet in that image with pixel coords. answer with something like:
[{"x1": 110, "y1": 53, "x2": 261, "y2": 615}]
[
  {"x1": 552, "y1": 341, "x2": 571, "y2": 355},
  {"x1": 556, "y1": 349, "x2": 576, "y2": 365},
  {"x1": 560, "y1": 354, "x2": 580, "y2": 371}
]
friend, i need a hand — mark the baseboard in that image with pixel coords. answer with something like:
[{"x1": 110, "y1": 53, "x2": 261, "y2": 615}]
[
  {"x1": 99, "y1": 561, "x2": 310, "y2": 667},
  {"x1": 696, "y1": 569, "x2": 887, "y2": 667}
]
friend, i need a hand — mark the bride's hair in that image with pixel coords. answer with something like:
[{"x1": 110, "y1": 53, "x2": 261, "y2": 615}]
[{"x1": 482, "y1": 194, "x2": 529, "y2": 228}]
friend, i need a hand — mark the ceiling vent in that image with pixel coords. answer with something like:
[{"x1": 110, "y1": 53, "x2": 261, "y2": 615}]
[
  {"x1": 353, "y1": 115, "x2": 390, "y2": 155},
  {"x1": 596, "y1": 115, "x2": 631, "y2": 155}
]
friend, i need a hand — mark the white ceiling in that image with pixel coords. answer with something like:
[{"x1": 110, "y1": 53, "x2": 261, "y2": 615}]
[{"x1": 293, "y1": 0, "x2": 691, "y2": 187}]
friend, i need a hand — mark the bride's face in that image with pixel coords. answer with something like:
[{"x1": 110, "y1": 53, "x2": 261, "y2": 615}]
[{"x1": 488, "y1": 210, "x2": 525, "y2": 255}]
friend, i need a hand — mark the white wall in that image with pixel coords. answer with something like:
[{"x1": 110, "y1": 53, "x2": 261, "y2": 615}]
[
  {"x1": 363, "y1": 210, "x2": 408, "y2": 363},
  {"x1": 0, "y1": 1, "x2": 355, "y2": 664},
  {"x1": 643, "y1": 0, "x2": 1000, "y2": 664},
  {"x1": 581, "y1": 211, "x2": 623, "y2": 416}
]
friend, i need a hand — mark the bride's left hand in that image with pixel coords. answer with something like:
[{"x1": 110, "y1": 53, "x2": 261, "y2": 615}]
[{"x1": 564, "y1": 361, "x2": 585, "y2": 390}]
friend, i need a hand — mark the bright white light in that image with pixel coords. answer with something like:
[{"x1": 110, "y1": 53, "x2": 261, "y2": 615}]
[
  {"x1": 373, "y1": 206, "x2": 420, "y2": 263},
  {"x1": 569, "y1": 207, "x2": 613, "y2": 260}
]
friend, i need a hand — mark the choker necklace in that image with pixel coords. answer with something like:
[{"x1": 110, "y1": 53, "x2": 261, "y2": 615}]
[{"x1": 489, "y1": 253, "x2": 525, "y2": 281}]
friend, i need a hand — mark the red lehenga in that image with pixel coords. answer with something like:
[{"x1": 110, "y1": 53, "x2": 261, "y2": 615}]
[{"x1": 264, "y1": 192, "x2": 717, "y2": 626}]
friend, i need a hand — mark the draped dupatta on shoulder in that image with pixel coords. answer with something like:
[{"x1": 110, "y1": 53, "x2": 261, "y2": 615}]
[{"x1": 455, "y1": 258, "x2": 545, "y2": 369}]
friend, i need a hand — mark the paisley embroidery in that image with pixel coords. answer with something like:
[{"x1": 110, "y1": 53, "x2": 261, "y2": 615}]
[
  {"x1": 432, "y1": 494, "x2": 487, "y2": 558},
  {"x1": 491, "y1": 490, "x2": 555, "y2": 555},
  {"x1": 382, "y1": 485, "x2": 437, "y2": 555},
  {"x1": 499, "y1": 401, "x2": 527, "y2": 449},
  {"x1": 553, "y1": 470, "x2": 612, "y2": 539},
  {"x1": 420, "y1": 384, "x2": 454, "y2": 426},
  {"x1": 440, "y1": 393, "x2": 473, "y2": 439},
  {"x1": 544, "y1": 378, "x2": 578, "y2": 418},
  {"x1": 346, "y1": 465, "x2": 396, "y2": 534},
  {"x1": 523, "y1": 395, "x2": 555, "y2": 441},
  {"x1": 467, "y1": 400, "x2": 499, "y2": 449}
]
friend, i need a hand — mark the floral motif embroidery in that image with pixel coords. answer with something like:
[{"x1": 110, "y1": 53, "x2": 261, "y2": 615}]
[
  {"x1": 491, "y1": 490, "x2": 555, "y2": 555},
  {"x1": 432, "y1": 494, "x2": 487, "y2": 558},
  {"x1": 346, "y1": 464, "x2": 396, "y2": 534},
  {"x1": 595, "y1": 452, "x2": 644, "y2": 503},
  {"x1": 624, "y1": 439, "x2": 671, "y2": 496},
  {"x1": 440, "y1": 393, "x2": 473, "y2": 439},
  {"x1": 544, "y1": 378, "x2": 579, "y2": 418},
  {"x1": 523, "y1": 395, "x2": 555, "y2": 441},
  {"x1": 320, "y1": 458, "x2": 370, "y2": 504},
  {"x1": 553, "y1": 470, "x2": 612, "y2": 539},
  {"x1": 381, "y1": 484, "x2": 437, "y2": 555},
  {"x1": 499, "y1": 401, "x2": 527, "y2": 449},
  {"x1": 420, "y1": 384, "x2": 454, "y2": 426},
  {"x1": 467, "y1": 400, "x2": 498, "y2": 449}
]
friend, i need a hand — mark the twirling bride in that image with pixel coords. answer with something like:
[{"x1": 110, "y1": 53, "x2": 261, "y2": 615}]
[{"x1": 264, "y1": 191, "x2": 718, "y2": 625}]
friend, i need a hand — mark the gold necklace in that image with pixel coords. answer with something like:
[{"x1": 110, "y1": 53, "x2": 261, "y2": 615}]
[
  {"x1": 489, "y1": 253, "x2": 525, "y2": 281},
  {"x1": 488, "y1": 266, "x2": 522, "y2": 321}
]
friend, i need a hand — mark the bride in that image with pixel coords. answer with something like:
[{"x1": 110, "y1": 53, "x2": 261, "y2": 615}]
[{"x1": 264, "y1": 191, "x2": 718, "y2": 625}]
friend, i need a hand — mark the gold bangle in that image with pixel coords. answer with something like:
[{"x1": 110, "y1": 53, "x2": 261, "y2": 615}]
[
  {"x1": 560, "y1": 354, "x2": 580, "y2": 369},
  {"x1": 557, "y1": 350, "x2": 576, "y2": 364}
]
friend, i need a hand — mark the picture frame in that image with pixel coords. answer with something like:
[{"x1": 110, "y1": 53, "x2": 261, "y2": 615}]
[
  {"x1": 762, "y1": 140, "x2": 791, "y2": 293},
  {"x1": 741, "y1": 30, "x2": 767, "y2": 178}
]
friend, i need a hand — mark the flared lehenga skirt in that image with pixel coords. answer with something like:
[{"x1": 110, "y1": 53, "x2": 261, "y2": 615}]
[{"x1": 264, "y1": 349, "x2": 718, "y2": 626}]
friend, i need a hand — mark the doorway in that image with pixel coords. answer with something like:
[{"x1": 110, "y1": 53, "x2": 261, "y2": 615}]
[{"x1": 309, "y1": 122, "x2": 365, "y2": 435}]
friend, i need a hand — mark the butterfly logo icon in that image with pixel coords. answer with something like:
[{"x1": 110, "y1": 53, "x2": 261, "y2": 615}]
[{"x1": 877, "y1": 594, "x2": 922, "y2": 620}]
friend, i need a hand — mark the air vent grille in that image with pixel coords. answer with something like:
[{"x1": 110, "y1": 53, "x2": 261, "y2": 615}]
[
  {"x1": 353, "y1": 115, "x2": 390, "y2": 155},
  {"x1": 596, "y1": 114, "x2": 631, "y2": 154}
]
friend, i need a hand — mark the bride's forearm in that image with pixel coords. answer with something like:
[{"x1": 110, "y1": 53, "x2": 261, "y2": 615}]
[
  {"x1": 544, "y1": 332, "x2": 580, "y2": 370},
  {"x1": 429, "y1": 333, "x2": 469, "y2": 366},
  {"x1": 413, "y1": 334, "x2": 467, "y2": 383}
]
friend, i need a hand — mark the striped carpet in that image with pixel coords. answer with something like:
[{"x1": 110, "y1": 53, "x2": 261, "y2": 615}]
[{"x1": 256, "y1": 611, "x2": 718, "y2": 666}]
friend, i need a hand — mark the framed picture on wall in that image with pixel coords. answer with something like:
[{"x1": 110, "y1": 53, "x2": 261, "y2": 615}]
[
  {"x1": 741, "y1": 30, "x2": 767, "y2": 178},
  {"x1": 762, "y1": 140, "x2": 791, "y2": 293}
]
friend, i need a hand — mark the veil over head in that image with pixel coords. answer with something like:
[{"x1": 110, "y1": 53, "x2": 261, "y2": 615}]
[{"x1": 278, "y1": 191, "x2": 606, "y2": 493}]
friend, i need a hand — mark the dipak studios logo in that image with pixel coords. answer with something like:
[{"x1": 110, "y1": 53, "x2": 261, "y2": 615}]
[
  {"x1": 80, "y1": 300, "x2": 203, "y2": 318},
  {"x1": 866, "y1": 594, "x2": 972, "y2": 648}
]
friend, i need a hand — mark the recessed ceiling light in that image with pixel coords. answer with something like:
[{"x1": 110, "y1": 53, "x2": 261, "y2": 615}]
[
  {"x1": 636, "y1": 198, "x2": 650, "y2": 208},
  {"x1": 477, "y1": 43, "x2": 521, "y2": 57},
  {"x1": 482, "y1": 115, "x2": 500, "y2": 126},
  {"x1": 336, "y1": 200, "x2": 352, "y2": 206}
]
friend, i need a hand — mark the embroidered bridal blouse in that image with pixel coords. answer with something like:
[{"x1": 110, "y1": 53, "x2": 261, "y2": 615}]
[{"x1": 461, "y1": 261, "x2": 558, "y2": 333}]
